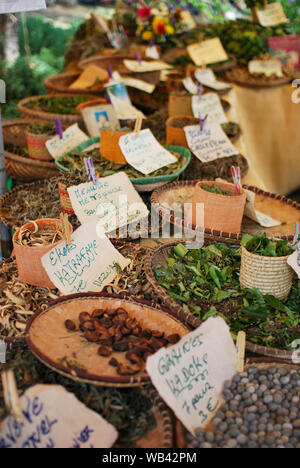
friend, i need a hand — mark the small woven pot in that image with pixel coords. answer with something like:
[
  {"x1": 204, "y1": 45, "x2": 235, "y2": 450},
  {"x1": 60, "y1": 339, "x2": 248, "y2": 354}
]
[
  {"x1": 58, "y1": 182, "x2": 75, "y2": 215},
  {"x1": 168, "y1": 92, "x2": 192, "y2": 117},
  {"x1": 240, "y1": 246, "x2": 294, "y2": 300},
  {"x1": 190, "y1": 180, "x2": 246, "y2": 234},
  {"x1": 100, "y1": 129, "x2": 132, "y2": 164},
  {"x1": 166, "y1": 115, "x2": 197, "y2": 147},
  {"x1": 26, "y1": 130, "x2": 53, "y2": 161},
  {"x1": 13, "y1": 218, "x2": 73, "y2": 289}
]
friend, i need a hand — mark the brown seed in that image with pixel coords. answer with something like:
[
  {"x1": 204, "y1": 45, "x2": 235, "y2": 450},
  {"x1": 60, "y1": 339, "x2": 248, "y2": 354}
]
[
  {"x1": 121, "y1": 326, "x2": 131, "y2": 336},
  {"x1": 99, "y1": 337, "x2": 113, "y2": 346},
  {"x1": 107, "y1": 326, "x2": 116, "y2": 337},
  {"x1": 99, "y1": 318, "x2": 113, "y2": 329},
  {"x1": 79, "y1": 312, "x2": 90, "y2": 323},
  {"x1": 91, "y1": 309, "x2": 105, "y2": 318},
  {"x1": 84, "y1": 330, "x2": 100, "y2": 342},
  {"x1": 115, "y1": 308, "x2": 128, "y2": 316},
  {"x1": 147, "y1": 339, "x2": 163, "y2": 352},
  {"x1": 167, "y1": 334, "x2": 181, "y2": 344},
  {"x1": 64, "y1": 319, "x2": 76, "y2": 331},
  {"x1": 132, "y1": 325, "x2": 142, "y2": 336},
  {"x1": 97, "y1": 346, "x2": 112, "y2": 357},
  {"x1": 141, "y1": 329, "x2": 152, "y2": 339},
  {"x1": 108, "y1": 358, "x2": 119, "y2": 367},
  {"x1": 106, "y1": 309, "x2": 116, "y2": 317},
  {"x1": 152, "y1": 330, "x2": 165, "y2": 339},
  {"x1": 117, "y1": 363, "x2": 141, "y2": 376},
  {"x1": 113, "y1": 341, "x2": 129, "y2": 352},
  {"x1": 81, "y1": 320, "x2": 95, "y2": 331}
]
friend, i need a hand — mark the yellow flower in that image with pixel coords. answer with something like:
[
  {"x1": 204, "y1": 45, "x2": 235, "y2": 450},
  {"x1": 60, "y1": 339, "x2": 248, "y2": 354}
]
[
  {"x1": 165, "y1": 25, "x2": 174, "y2": 35},
  {"x1": 142, "y1": 30, "x2": 153, "y2": 41}
]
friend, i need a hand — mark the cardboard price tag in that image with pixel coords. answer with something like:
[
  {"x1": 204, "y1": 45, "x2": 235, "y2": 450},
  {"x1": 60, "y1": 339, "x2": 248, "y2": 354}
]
[
  {"x1": 45, "y1": 124, "x2": 89, "y2": 159},
  {"x1": 122, "y1": 77, "x2": 155, "y2": 94},
  {"x1": 184, "y1": 123, "x2": 238, "y2": 163},
  {"x1": 192, "y1": 92, "x2": 228, "y2": 124},
  {"x1": 195, "y1": 69, "x2": 231, "y2": 91},
  {"x1": 67, "y1": 172, "x2": 149, "y2": 229},
  {"x1": 119, "y1": 129, "x2": 177, "y2": 175},
  {"x1": 256, "y1": 2, "x2": 287, "y2": 27},
  {"x1": 41, "y1": 218, "x2": 130, "y2": 295},
  {"x1": 187, "y1": 38, "x2": 228, "y2": 67},
  {"x1": 146, "y1": 46, "x2": 160, "y2": 60},
  {"x1": 146, "y1": 317, "x2": 237, "y2": 435},
  {"x1": 81, "y1": 104, "x2": 119, "y2": 138},
  {"x1": 182, "y1": 76, "x2": 198, "y2": 95},
  {"x1": 0, "y1": 0, "x2": 46, "y2": 13},
  {"x1": 123, "y1": 60, "x2": 172, "y2": 73},
  {"x1": 248, "y1": 59, "x2": 283, "y2": 78},
  {"x1": 69, "y1": 65, "x2": 108, "y2": 90},
  {"x1": 0, "y1": 385, "x2": 118, "y2": 448}
]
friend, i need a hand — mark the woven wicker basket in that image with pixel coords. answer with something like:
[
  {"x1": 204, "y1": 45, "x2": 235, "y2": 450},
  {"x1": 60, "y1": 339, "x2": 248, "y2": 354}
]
[
  {"x1": 225, "y1": 66, "x2": 293, "y2": 89},
  {"x1": 58, "y1": 181, "x2": 75, "y2": 215},
  {"x1": 168, "y1": 92, "x2": 231, "y2": 118},
  {"x1": 26, "y1": 130, "x2": 53, "y2": 161},
  {"x1": 44, "y1": 72, "x2": 106, "y2": 97},
  {"x1": 240, "y1": 246, "x2": 294, "y2": 300},
  {"x1": 17, "y1": 94, "x2": 96, "y2": 126}
]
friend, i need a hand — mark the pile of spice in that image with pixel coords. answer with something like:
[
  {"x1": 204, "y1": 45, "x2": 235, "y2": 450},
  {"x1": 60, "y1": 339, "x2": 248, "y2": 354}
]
[
  {"x1": 187, "y1": 366, "x2": 300, "y2": 448},
  {"x1": 25, "y1": 96, "x2": 88, "y2": 115},
  {"x1": 0, "y1": 344, "x2": 157, "y2": 448},
  {"x1": 64, "y1": 307, "x2": 180, "y2": 376},
  {"x1": 27, "y1": 123, "x2": 57, "y2": 136},
  {"x1": 15, "y1": 221, "x2": 64, "y2": 247},
  {"x1": 201, "y1": 183, "x2": 238, "y2": 196},
  {"x1": 154, "y1": 243, "x2": 300, "y2": 349}
]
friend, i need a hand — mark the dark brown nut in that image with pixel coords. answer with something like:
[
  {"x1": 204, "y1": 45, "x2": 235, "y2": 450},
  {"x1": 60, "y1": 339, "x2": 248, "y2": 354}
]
[
  {"x1": 141, "y1": 329, "x2": 152, "y2": 339},
  {"x1": 131, "y1": 325, "x2": 142, "y2": 336},
  {"x1": 134, "y1": 346, "x2": 152, "y2": 358},
  {"x1": 64, "y1": 319, "x2": 76, "y2": 331},
  {"x1": 152, "y1": 330, "x2": 165, "y2": 339},
  {"x1": 99, "y1": 337, "x2": 113, "y2": 346},
  {"x1": 113, "y1": 341, "x2": 129, "y2": 352},
  {"x1": 125, "y1": 351, "x2": 144, "y2": 365},
  {"x1": 115, "y1": 308, "x2": 128, "y2": 316},
  {"x1": 167, "y1": 333, "x2": 180, "y2": 344},
  {"x1": 148, "y1": 339, "x2": 163, "y2": 352},
  {"x1": 117, "y1": 363, "x2": 141, "y2": 376},
  {"x1": 79, "y1": 312, "x2": 91, "y2": 323},
  {"x1": 81, "y1": 320, "x2": 95, "y2": 331},
  {"x1": 108, "y1": 358, "x2": 119, "y2": 367},
  {"x1": 114, "y1": 326, "x2": 123, "y2": 342},
  {"x1": 84, "y1": 330, "x2": 100, "y2": 342},
  {"x1": 107, "y1": 309, "x2": 117, "y2": 317},
  {"x1": 97, "y1": 346, "x2": 112, "y2": 357},
  {"x1": 99, "y1": 318, "x2": 113, "y2": 329},
  {"x1": 107, "y1": 326, "x2": 116, "y2": 337},
  {"x1": 91, "y1": 309, "x2": 105, "y2": 318},
  {"x1": 121, "y1": 326, "x2": 131, "y2": 336}
]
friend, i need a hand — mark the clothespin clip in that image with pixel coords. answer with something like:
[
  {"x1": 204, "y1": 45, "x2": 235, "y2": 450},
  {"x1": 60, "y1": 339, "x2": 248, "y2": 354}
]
[
  {"x1": 84, "y1": 157, "x2": 98, "y2": 185},
  {"x1": 236, "y1": 331, "x2": 246, "y2": 373},
  {"x1": 136, "y1": 51, "x2": 143, "y2": 66},
  {"x1": 231, "y1": 166, "x2": 242, "y2": 194},
  {"x1": 292, "y1": 222, "x2": 299, "y2": 250},
  {"x1": 197, "y1": 83, "x2": 203, "y2": 98},
  {"x1": 54, "y1": 118, "x2": 63, "y2": 140},
  {"x1": 1, "y1": 370, "x2": 24, "y2": 423},
  {"x1": 199, "y1": 114, "x2": 208, "y2": 132},
  {"x1": 107, "y1": 65, "x2": 113, "y2": 80},
  {"x1": 149, "y1": 39, "x2": 154, "y2": 47},
  {"x1": 60, "y1": 212, "x2": 72, "y2": 246},
  {"x1": 134, "y1": 115, "x2": 143, "y2": 138}
]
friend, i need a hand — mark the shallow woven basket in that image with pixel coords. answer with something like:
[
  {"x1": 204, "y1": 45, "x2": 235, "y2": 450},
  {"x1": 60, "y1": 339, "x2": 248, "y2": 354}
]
[
  {"x1": 145, "y1": 241, "x2": 295, "y2": 362},
  {"x1": 240, "y1": 246, "x2": 294, "y2": 300},
  {"x1": 2, "y1": 120, "x2": 59, "y2": 181},
  {"x1": 44, "y1": 72, "x2": 106, "y2": 97},
  {"x1": 17, "y1": 94, "x2": 96, "y2": 126},
  {"x1": 26, "y1": 292, "x2": 190, "y2": 387},
  {"x1": 225, "y1": 67, "x2": 293, "y2": 88}
]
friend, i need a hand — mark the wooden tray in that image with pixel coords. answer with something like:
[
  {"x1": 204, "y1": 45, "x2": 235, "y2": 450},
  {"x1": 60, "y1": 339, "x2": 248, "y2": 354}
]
[
  {"x1": 44, "y1": 73, "x2": 106, "y2": 97},
  {"x1": 26, "y1": 293, "x2": 190, "y2": 387},
  {"x1": 145, "y1": 241, "x2": 295, "y2": 361},
  {"x1": 151, "y1": 180, "x2": 300, "y2": 241},
  {"x1": 2, "y1": 120, "x2": 59, "y2": 182}
]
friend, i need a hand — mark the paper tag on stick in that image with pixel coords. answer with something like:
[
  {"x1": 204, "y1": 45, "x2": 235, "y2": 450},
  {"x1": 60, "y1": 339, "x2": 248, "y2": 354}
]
[
  {"x1": 119, "y1": 129, "x2": 177, "y2": 175},
  {"x1": 67, "y1": 172, "x2": 149, "y2": 229},
  {"x1": 41, "y1": 218, "x2": 130, "y2": 295},
  {"x1": 195, "y1": 69, "x2": 231, "y2": 91},
  {"x1": 46, "y1": 124, "x2": 89, "y2": 159},
  {"x1": 187, "y1": 39, "x2": 228, "y2": 66},
  {"x1": 256, "y1": 2, "x2": 287, "y2": 27},
  {"x1": 192, "y1": 93, "x2": 228, "y2": 124},
  {"x1": 0, "y1": 385, "x2": 118, "y2": 448},
  {"x1": 248, "y1": 60, "x2": 283, "y2": 78},
  {"x1": 146, "y1": 317, "x2": 237, "y2": 435},
  {"x1": 123, "y1": 60, "x2": 172, "y2": 72}
]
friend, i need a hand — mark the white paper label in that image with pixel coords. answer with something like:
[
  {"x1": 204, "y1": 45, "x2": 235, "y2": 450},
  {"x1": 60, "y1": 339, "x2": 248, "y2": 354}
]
[
  {"x1": 192, "y1": 93, "x2": 228, "y2": 124},
  {"x1": 187, "y1": 38, "x2": 228, "y2": 67},
  {"x1": 184, "y1": 123, "x2": 238, "y2": 163},
  {"x1": 0, "y1": 0, "x2": 46, "y2": 13},
  {"x1": 146, "y1": 46, "x2": 160, "y2": 60},
  {"x1": 287, "y1": 250, "x2": 300, "y2": 279},
  {"x1": 67, "y1": 172, "x2": 149, "y2": 229},
  {"x1": 256, "y1": 2, "x2": 288, "y2": 27},
  {"x1": 123, "y1": 60, "x2": 172, "y2": 73},
  {"x1": 0, "y1": 385, "x2": 118, "y2": 448},
  {"x1": 195, "y1": 69, "x2": 231, "y2": 91},
  {"x1": 81, "y1": 104, "x2": 119, "y2": 138},
  {"x1": 41, "y1": 219, "x2": 130, "y2": 295},
  {"x1": 182, "y1": 77, "x2": 198, "y2": 95},
  {"x1": 248, "y1": 59, "x2": 283, "y2": 78},
  {"x1": 119, "y1": 129, "x2": 177, "y2": 175},
  {"x1": 45, "y1": 124, "x2": 89, "y2": 159},
  {"x1": 146, "y1": 317, "x2": 237, "y2": 435},
  {"x1": 122, "y1": 77, "x2": 155, "y2": 94}
]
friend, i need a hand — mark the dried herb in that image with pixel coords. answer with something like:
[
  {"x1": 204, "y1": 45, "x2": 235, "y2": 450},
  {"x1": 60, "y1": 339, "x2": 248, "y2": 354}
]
[
  {"x1": 154, "y1": 243, "x2": 299, "y2": 349},
  {"x1": 4, "y1": 143, "x2": 29, "y2": 158},
  {"x1": 0, "y1": 344, "x2": 156, "y2": 447},
  {"x1": 25, "y1": 96, "x2": 88, "y2": 115},
  {"x1": 16, "y1": 221, "x2": 63, "y2": 247},
  {"x1": 241, "y1": 233, "x2": 292, "y2": 257},
  {"x1": 201, "y1": 183, "x2": 238, "y2": 196},
  {"x1": 27, "y1": 123, "x2": 57, "y2": 136}
]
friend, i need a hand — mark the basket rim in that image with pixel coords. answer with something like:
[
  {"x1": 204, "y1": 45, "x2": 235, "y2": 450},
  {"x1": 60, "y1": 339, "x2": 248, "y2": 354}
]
[
  {"x1": 194, "y1": 180, "x2": 246, "y2": 199},
  {"x1": 241, "y1": 244, "x2": 292, "y2": 261},
  {"x1": 225, "y1": 66, "x2": 293, "y2": 88},
  {"x1": 25, "y1": 291, "x2": 191, "y2": 387},
  {"x1": 150, "y1": 179, "x2": 300, "y2": 241},
  {"x1": 144, "y1": 240, "x2": 295, "y2": 361}
]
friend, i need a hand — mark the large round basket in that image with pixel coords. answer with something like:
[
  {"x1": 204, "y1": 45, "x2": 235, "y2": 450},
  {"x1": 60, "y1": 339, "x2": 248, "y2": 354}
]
[
  {"x1": 26, "y1": 292, "x2": 190, "y2": 387},
  {"x1": 17, "y1": 94, "x2": 96, "y2": 126},
  {"x1": 44, "y1": 72, "x2": 106, "y2": 97},
  {"x1": 145, "y1": 241, "x2": 296, "y2": 362},
  {"x1": 225, "y1": 67, "x2": 293, "y2": 88},
  {"x1": 2, "y1": 120, "x2": 59, "y2": 181}
]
